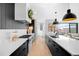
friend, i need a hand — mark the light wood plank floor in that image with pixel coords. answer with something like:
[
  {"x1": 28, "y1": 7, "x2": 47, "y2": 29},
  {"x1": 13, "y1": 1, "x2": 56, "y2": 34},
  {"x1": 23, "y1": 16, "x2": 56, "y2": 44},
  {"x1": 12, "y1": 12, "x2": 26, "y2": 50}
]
[{"x1": 28, "y1": 36, "x2": 52, "y2": 56}]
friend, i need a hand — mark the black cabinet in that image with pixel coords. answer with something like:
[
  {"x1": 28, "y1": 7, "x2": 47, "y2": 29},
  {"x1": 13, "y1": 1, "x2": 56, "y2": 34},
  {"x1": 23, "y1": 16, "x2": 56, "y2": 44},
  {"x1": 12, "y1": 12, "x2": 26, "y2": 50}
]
[
  {"x1": 45, "y1": 36, "x2": 71, "y2": 56},
  {"x1": 10, "y1": 40, "x2": 29, "y2": 56}
]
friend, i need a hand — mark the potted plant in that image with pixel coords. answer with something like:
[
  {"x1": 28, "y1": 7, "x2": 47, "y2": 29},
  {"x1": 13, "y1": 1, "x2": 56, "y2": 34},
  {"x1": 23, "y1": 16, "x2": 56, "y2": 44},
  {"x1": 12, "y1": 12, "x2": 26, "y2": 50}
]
[
  {"x1": 27, "y1": 9, "x2": 34, "y2": 33},
  {"x1": 28, "y1": 9, "x2": 33, "y2": 20}
]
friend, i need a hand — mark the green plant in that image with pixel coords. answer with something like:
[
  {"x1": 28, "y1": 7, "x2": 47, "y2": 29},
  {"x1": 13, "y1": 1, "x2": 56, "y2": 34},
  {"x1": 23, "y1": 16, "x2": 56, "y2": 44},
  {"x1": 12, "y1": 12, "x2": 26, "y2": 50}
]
[{"x1": 28, "y1": 9, "x2": 33, "y2": 20}]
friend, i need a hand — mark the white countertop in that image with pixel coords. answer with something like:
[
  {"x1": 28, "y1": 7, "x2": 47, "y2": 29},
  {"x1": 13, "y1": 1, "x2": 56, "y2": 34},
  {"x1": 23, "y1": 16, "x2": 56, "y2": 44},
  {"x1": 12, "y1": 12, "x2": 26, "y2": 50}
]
[
  {"x1": 0, "y1": 38, "x2": 28, "y2": 56},
  {"x1": 48, "y1": 35, "x2": 79, "y2": 56},
  {"x1": 0, "y1": 29, "x2": 34, "y2": 56}
]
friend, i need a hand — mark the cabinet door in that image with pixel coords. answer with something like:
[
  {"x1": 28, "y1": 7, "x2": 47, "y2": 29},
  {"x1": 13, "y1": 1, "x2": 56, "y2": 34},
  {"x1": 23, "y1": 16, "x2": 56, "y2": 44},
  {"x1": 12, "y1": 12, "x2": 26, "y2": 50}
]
[
  {"x1": 10, "y1": 40, "x2": 28, "y2": 56},
  {"x1": 15, "y1": 3, "x2": 26, "y2": 20},
  {"x1": 45, "y1": 36, "x2": 55, "y2": 55},
  {"x1": 0, "y1": 4, "x2": 2, "y2": 29},
  {"x1": 46, "y1": 36, "x2": 71, "y2": 56}
]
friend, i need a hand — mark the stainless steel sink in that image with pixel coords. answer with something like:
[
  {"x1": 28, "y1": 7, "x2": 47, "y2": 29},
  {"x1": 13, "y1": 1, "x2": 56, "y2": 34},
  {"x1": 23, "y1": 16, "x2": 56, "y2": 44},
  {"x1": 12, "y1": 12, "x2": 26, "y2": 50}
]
[{"x1": 50, "y1": 36, "x2": 58, "y2": 38}]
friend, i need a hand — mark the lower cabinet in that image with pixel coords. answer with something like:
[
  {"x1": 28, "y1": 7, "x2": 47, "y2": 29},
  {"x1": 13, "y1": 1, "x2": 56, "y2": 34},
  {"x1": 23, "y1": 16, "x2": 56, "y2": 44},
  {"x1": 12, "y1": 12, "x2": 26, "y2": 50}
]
[
  {"x1": 10, "y1": 40, "x2": 29, "y2": 56},
  {"x1": 45, "y1": 36, "x2": 71, "y2": 56}
]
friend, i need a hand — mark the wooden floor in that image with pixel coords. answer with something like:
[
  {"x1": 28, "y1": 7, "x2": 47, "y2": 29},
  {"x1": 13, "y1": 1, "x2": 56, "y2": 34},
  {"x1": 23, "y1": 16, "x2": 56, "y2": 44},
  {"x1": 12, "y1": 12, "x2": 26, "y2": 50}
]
[{"x1": 28, "y1": 36, "x2": 52, "y2": 56}]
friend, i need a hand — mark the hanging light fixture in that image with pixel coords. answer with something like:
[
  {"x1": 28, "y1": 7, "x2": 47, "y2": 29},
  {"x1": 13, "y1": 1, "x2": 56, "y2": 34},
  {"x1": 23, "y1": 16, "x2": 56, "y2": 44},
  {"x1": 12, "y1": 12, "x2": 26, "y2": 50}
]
[
  {"x1": 52, "y1": 11, "x2": 59, "y2": 33},
  {"x1": 63, "y1": 9, "x2": 77, "y2": 21},
  {"x1": 53, "y1": 12, "x2": 59, "y2": 24},
  {"x1": 53, "y1": 18, "x2": 59, "y2": 24}
]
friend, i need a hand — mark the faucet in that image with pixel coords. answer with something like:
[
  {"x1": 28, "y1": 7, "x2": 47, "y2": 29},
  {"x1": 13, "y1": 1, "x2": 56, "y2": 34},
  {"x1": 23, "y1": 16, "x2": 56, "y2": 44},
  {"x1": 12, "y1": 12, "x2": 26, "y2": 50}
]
[{"x1": 55, "y1": 31, "x2": 59, "y2": 38}]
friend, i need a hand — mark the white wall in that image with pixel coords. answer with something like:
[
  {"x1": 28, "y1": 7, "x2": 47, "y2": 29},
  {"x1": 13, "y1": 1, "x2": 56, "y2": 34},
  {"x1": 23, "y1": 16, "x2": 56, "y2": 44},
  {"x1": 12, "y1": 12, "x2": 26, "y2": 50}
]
[
  {"x1": 29, "y1": 3, "x2": 79, "y2": 34},
  {"x1": 30, "y1": 3, "x2": 69, "y2": 22},
  {"x1": 29, "y1": 3, "x2": 69, "y2": 36},
  {"x1": 69, "y1": 3, "x2": 79, "y2": 22}
]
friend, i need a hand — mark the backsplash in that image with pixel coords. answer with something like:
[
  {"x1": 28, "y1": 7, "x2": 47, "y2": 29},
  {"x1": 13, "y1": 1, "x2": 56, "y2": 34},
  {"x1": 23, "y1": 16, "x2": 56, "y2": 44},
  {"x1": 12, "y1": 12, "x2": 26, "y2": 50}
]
[{"x1": 0, "y1": 29, "x2": 26, "y2": 40}]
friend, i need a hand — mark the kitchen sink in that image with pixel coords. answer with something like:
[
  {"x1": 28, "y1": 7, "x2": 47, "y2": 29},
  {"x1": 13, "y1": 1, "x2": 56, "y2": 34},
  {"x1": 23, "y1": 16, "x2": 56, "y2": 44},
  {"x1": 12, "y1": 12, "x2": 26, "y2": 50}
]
[
  {"x1": 50, "y1": 36, "x2": 58, "y2": 38},
  {"x1": 19, "y1": 35, "x2": 31, "y2": 38}
]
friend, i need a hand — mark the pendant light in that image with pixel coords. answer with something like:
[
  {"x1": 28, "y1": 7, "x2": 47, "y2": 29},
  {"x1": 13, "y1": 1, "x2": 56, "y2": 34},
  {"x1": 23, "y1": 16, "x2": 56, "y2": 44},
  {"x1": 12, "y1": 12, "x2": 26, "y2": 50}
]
[
  {"x1": 63, "y1": 4, "x2": 77, "y2": 21},
  {"x1": 53, "y1": 12, "x2": 59, "y2": 24},
  {"x1": 53, "y1": 19, "x2": 59, "y2": 24}
]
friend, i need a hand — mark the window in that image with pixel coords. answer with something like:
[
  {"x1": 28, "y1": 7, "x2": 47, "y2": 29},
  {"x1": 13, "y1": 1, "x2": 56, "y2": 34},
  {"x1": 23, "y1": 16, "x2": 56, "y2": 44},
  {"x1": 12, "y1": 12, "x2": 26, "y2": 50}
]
[{"x1": 69, "y1": 23, "x2": 78, "y2": 33}]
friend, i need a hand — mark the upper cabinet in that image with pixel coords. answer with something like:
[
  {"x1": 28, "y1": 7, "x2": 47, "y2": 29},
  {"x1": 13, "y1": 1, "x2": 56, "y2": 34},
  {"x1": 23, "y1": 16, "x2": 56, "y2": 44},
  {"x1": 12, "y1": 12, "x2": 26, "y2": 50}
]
[{"x1": 15, "y1": 3, "x2": 31, "y2": 23}]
